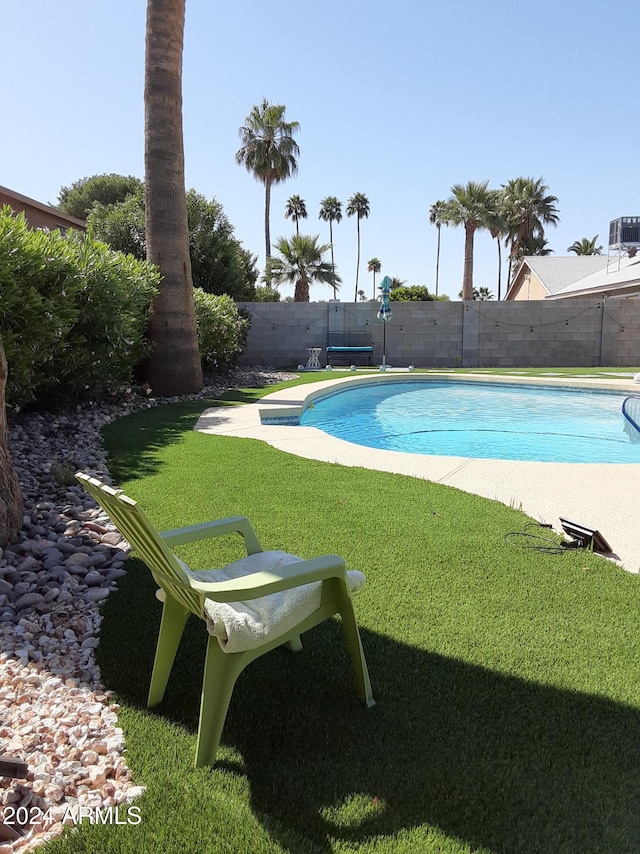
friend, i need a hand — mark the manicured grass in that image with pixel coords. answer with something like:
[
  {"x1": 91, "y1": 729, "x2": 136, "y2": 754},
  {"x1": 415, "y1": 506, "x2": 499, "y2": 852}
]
[
  {"x1": 442, "y1": 366, "x2": 640, "y2": 378},
  {"x1": 44, "y1": 375, "x2": 640, "y2": 853}
]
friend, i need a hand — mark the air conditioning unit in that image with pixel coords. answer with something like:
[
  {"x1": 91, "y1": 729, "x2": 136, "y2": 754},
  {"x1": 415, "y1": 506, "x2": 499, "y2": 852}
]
[{"x1": 609, "y1": 217, "x2": 640, "y2": 248}]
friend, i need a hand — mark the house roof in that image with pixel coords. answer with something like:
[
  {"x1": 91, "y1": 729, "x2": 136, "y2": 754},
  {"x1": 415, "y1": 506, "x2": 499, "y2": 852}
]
[
  {"x1": 0, "y1": 185, "x2": 86, "y2": 228},
  {"x1": 546, "y1": 253, "x2": 640, "y2": 299},
  {"x1": 518, "y1": 256, "x2": 610, "y2": 295}
]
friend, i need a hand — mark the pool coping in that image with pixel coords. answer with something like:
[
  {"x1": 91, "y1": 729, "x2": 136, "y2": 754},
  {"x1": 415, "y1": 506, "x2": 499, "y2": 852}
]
[
  {"x1": 255, "y1": 371, "x2": 640, "y2": 425},
  {"x1": 195, "y1": 371, "x2": 640, "y2": 574}
]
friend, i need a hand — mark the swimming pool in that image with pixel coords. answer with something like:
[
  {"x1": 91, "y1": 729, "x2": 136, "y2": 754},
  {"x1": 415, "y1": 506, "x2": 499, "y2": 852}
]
[{"x1": 299, "y1": 380, "x2": 640, "y2": 464}]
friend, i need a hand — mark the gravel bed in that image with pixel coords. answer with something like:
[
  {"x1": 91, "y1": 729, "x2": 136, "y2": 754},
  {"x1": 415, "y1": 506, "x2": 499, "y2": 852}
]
[{"x1": 0, "y1": 368, "x2": 297, "y2": 850}]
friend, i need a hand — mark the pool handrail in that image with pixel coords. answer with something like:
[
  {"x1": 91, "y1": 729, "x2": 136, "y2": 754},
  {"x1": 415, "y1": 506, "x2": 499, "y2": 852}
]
[{"x1": 622, "y1": 396, "x2": 640, "y2": 443}]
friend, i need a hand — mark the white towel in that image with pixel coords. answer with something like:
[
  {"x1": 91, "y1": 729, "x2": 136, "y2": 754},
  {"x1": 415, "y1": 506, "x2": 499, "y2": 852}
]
[{"x1": 180, "y1": 551, "x2": 366, "y2": 653}]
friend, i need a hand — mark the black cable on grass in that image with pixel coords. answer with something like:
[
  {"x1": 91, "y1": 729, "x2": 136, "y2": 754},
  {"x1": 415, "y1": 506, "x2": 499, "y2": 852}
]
[{"x1": 505, "y1": 522, "x2": 569, "y2": 554}]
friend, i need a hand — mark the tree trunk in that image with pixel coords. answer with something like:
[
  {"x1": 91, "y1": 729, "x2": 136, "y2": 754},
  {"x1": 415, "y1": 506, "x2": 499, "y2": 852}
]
[
  {"x1": 462, "y1": 222, "x2": 475, "y2": 301},
  {"x1": 144, "y1": 0, "x2": 202, "y2": 396},
  {"x1": 329, "y1": 220, "x2": 337, "y2": 299},
  {"x1": 354, "y1": 218, "x2": 361, "y2": 302},
  {"x1": 496, "y1": 236, "x2": 502, "y2": 301},
  {"x1": 435, "y1": 224, "x2": 441, "y2": 297},
  {"x1": 294, "y1": 276, "x2": 309, "y2": 302},
  {"x1": 0, "y1": 341, "x2": 23, "y2": 547},
  {"x1": 264, "y1": 179, "x2": 272, "y2": 259}
]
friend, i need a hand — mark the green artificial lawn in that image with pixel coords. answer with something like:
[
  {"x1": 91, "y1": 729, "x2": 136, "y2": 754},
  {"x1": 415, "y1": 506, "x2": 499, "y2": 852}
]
[
  {"x1": 440, "y1": 366, "x2": 640, "y2": 378},
  {"x1": 44, "y1": 375, "x2": 640, "y2": 853}
]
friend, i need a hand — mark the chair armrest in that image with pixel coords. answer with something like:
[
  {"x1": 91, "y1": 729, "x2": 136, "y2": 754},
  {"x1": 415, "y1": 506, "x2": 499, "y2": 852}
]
[
  {"x1": 183, "y1": 554, "x2": 348, "y2": 603},
  {"x1": 160, "y1": 515, "x2": 262, "y2": 554}
]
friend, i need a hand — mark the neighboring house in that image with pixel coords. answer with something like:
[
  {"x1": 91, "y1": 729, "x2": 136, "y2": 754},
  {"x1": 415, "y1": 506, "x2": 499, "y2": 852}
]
[
  {"x1": 0, "y1": 185, "x2": 86, "y2": 233},
  {"x1": 505, "y1": 253, "x2": 640, "y2": 301}
]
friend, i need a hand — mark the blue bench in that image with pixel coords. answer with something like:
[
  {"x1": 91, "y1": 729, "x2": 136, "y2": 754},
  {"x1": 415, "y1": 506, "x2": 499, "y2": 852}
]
[{"x1": 326, "y1": 332, "x2": 373, "y2": 366}]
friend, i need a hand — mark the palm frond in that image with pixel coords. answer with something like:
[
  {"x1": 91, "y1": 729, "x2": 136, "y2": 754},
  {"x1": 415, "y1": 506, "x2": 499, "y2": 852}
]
[{"x1": 346, "y1": 192, "x2": 370, "y2": 219}]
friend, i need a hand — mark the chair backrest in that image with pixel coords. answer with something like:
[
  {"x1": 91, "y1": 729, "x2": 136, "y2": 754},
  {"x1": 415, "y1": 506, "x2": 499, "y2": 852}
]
[{"x1": 76, "y1": 473, "x2": 204, "y2": 617}]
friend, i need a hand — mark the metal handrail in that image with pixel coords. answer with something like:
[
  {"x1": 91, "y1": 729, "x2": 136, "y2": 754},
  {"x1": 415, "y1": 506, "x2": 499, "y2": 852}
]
[{"x1": 622, "y1": 396, "x2": 640, "y2": 442}]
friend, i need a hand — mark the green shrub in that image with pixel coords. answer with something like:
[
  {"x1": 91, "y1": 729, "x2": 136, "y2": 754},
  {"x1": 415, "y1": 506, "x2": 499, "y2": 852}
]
[
  {"x1": 390, "y1": 285, "x2": 434, "y2": 301},
  {"x1": 0, "y1": 206, "x2": 159, "y2": 409},
  {"x1": 57, "y1": 173, "x2": 143, "y2": 220},
  {"x1": 253, "y1": 284, "x2": 281, "y2": 302},
  {"x1": 193, "y1": 289, "x2": 250, "y2": 372},
  {"x1": 87, "y1": 187, "x2": 259, "y2": 301},
  {"x1": 55, "y1": 232, "x2": 159, "y2": 401},
  {"x1": 87, "y1": 188, "x2": 147, "y2": 260},
  {"x1": 0, "y1": 209, "x2": 79, "y2": 407}
]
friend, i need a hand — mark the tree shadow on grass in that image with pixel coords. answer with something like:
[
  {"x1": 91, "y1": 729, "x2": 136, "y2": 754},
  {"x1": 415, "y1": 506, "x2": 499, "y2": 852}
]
[
  {"x1": 101, "y1": 396, "x2": 280, "y2": 485},
  {"x1": 98, "y1": 563, "x2": 640, "y2": 854},
  {"x1": 101, "y1": 400, "x2": 221, "y2": 483},
  {"x1": 100, "y1": 391, "x2": 310, "y2": 487}
]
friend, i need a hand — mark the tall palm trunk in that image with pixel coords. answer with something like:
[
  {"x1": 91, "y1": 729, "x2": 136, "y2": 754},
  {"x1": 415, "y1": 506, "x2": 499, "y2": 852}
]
[
  {"x1": 435, "y1": 223, "x2": 441, "y2": 296},
  {"x1": 354, "y1": 218, "x2": 361, "y2": 302},
  {"x1": 462, "y1": 222, "x2": 475, "y2": 300},
  {"x1": 496, "y1": 236, "x2": 502, "y2": 300},
  {"x1": 329, "y1": 220, "x2": 337, "y2": 299},
  {"x1": 294, "y1": 275, "x2": 310, "y2": 302},
  {"x1": 0, "y1": 340, "x2": 22, "y2": 547},
  {"x1": 144, "y1": 0, "x2": 202, "y2": 396},
  {"x1": 264, "y1": 178, "x2": 272, "y2": 259}
]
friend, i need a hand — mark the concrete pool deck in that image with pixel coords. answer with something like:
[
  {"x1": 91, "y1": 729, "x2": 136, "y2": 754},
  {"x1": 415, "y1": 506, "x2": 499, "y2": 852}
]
[{"x1": 195, "y1": 371, "x2": 640, "y2": 573}]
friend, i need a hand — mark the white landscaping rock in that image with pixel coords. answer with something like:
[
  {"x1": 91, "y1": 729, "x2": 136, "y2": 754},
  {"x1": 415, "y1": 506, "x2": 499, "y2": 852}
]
[{"x1": 1, "y1": 368, "x2": 296, "y2": 851}]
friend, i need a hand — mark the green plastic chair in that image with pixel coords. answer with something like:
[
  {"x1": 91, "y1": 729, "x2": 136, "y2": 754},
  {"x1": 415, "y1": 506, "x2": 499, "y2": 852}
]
[{"x1": 76, "y1": 473, "x2": 374, "y2": 767}]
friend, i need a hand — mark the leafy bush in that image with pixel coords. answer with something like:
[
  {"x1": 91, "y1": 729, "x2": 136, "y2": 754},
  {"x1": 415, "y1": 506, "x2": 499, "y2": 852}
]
[
  {"x1": 186, "y1": 190, "x2": 258, "y2": 301},
  {"x1": 0, "y1": 206, "x2": 159, "y2": 409},
  {"x1": 58, "y1": 173, "x2": 143, "y2": 220},
  {"x1": 0, "y1": 209, "x2": 79, "y2": 407},
  {"x1": 390, "y1": 285, "x2": 434, "y2": 301},
  {"x1": 87, "y1": 188, "x2": 147, "y2": 259},
  {"x1": 389, "y1": 285, "x2": 449, "y2": 302},
  {"x1": 253, "y1": 285, "x2": 281, "y2": 301},
  {"x1": 87, "y1": 186, "x2": 259, "y2": 301},
  {"x1": 54, "y1": 233, "x2": 159, "y2": 401},
  {"x1": 193, "y1": 289, "x2": 250, "y2": 372}
]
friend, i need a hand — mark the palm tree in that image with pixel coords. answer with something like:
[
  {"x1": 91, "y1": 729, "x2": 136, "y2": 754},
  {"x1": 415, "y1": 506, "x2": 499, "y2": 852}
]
[
  {"x1": 144, "y1": 0, "x2": 202, "y2": 396},
  {"x1": 487, "y1": 190, "x2": 508, "y2": 300},
  {"x1": 428, "y1": 200, "x2": 447, "y2": 296},
  {"x1": 367, "y1": 257, "x2": 381, "y2": 300},
  {"x1": 457, "y1": 286, "x2": 494, "y2": 300},
  {"x1": 319, "y1": 196, "x2": 342, "y2": 299},
  {"x1": 236, "y1": 99, "x2": 300, "y2": 260},
  {"x1": 522, "y1": 235, "x2": 554, "y2": 256},
  {"x1": 568, "y1": 235, "x2": 603, "y2": 255},
  {"x1": 346, "y1": 192, "x2": 370, "y2": 301},
  {"x1": 266, "y1": 234, "x2": 340, "y2": 302},
  {"x1": 441, "y1": 180, "x2": 495, "y2": 300},
  {"x1": 285, "y1": 195, "x2": 307, "y2": 236},
  {"x1": 502, "y1": 176, "x2": 559, "y2": 283}
]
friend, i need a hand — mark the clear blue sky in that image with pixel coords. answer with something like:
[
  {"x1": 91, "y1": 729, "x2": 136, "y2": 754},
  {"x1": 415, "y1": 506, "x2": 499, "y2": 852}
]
[{"x1": 3, "y1": 0, "x2": 639, "y2": 301}]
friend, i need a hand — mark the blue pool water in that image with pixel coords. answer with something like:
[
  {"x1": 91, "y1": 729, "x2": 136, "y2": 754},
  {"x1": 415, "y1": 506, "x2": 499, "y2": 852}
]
[{"x1": 299, "y1": 381, "x2": 640, "y2": 463}]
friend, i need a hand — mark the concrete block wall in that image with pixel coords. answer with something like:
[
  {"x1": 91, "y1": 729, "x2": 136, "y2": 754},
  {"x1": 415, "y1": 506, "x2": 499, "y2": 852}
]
[
  {"x1": 237, "y1": 302, "x2": 327, "y2": 367},
  {"x1": 238, "y1": 299, "x2": 640, "y2": 368},
  {"x1": 472, "y1": 300, "x2": 604, "y2": 367},
  {"x1": 600, "y1": 299, "x2": 638, "y2": 366}
]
